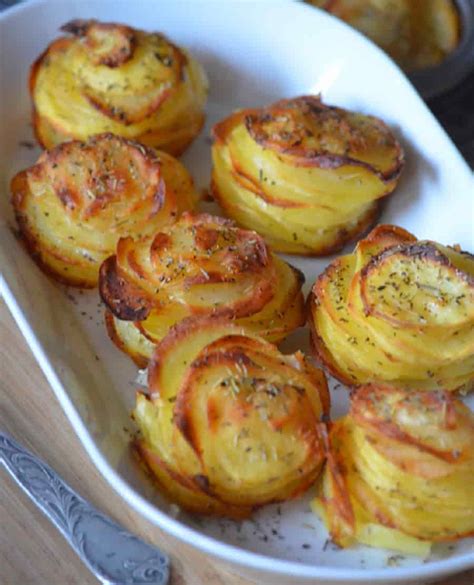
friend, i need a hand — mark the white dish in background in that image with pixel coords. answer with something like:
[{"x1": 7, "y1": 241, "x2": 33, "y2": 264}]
[{"x1": 0, "y1": 1, "x2": 473, "y2": 584}]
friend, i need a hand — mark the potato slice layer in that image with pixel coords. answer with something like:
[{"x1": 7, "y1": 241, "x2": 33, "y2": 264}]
[
  {"x1": 312, "y1": 384, "x2": 474, "y2": 551},
  {"x1": 133, "y1": 317, "x2": 329, "y2": 515},
  {"x1": 100, "y1": 212, "x2": 305, "y2": 365},
  {"x1": 309, "y1": 225, "x2": 474, "y2": 392},
  {"x1": 211, "y1": 96, "x2": 404, "y2": 255},
  {"x1": 11, "y1": 133, "x2": 197, "y2": 287},
  {"x1": 30, "y1": 19, "x2": 208, "y2": 155}
]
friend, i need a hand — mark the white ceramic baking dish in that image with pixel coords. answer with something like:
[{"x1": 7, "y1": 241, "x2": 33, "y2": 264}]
[{"x1": 1, "y1": 1, "x2": 473, "y2": 583}]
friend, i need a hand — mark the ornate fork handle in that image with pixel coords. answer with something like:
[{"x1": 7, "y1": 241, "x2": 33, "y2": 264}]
[{"x1": 0, "y1": 432, "x2": 169, "y2": 584}]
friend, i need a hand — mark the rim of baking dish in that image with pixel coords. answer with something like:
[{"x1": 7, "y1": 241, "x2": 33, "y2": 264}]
[{"x1": 1, "y1": 0, "x2": 473, "y2": 581}]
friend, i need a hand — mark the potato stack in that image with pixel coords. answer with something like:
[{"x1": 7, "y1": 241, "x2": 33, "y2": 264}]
[{"x1": 100, "y1": 212, "x2": 305, "y2": 366}]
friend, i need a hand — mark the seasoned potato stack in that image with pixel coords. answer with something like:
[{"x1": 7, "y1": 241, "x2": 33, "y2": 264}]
[
  {"x1": 100, "y1": 212, "x2": 305, "y2": 366},
  {"x1": 309, "y1": 225, "x2": 474, "y2": 392},
  {"x1": 133, "y1": 317, "x2": 329, "y2": 516},
  {"x1": 312, "y1": 385, "x2": 474, "y2": 553},
  {"x1": 211, "y1": 96, "x2": 404, "y2": 255},
  {"x1": 30, "y1": 19, "x2": 208, "y2": 155},
  {"x1": 309, "y1": 0, "x2": 460, "y2": 71},
  {"x1": 11, "y1": 133, "x2": 197, "y2": 287}
]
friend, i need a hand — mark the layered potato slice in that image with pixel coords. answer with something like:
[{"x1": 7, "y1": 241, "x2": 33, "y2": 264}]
[
  {"x1": 30, "y1": 19, "x2": 208, "y2": 154},
  {"x1": 309, "y1": 1, "x2": 460, "y2": 71},
  {"x1": 309, "y1": 225, "x2": 474, "y2": 392},
  {"x1": 312, "y1": 384, "x2": 474, "y2": 552},
  {"x1": 211, "y1": 96, "x2": 404, "y2": 255},
  {"x1": 100, "y1": 212, "x2": 305, "y2": 366},
  {"x1": 133, "y1": 317, "x2": 329, "y2": 515},
  {"x1": 11, "y1": 133, "x2": 197, "y2": 287}
]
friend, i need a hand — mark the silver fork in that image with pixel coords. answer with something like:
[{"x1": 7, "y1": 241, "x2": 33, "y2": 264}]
[{"x1": 0, "y1": 431, "x2": 170, "y2": 585}]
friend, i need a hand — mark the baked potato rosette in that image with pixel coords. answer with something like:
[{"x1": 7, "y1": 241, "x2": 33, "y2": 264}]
[
  {"x1": 309, "y1": 1, "x2": 460, "y2": 71},
  {"x1": 30, "y1": 19, "x2": 208, "y2": 154},
  {"x1": 133, "y1": 317, "x2": 329, "y2": 516},
  {"x1": 312, "y1": 384, "x2": 474, "y2": 553},
  {"x1": 11, "y1": 133, "x2": 197, "y2": 287},
  {"x1": 309, "y1": 225, "x2": 474, "y2": 392},
  {"x1": 211, "y1": 96, "x2": 404, "y2": 255},
  {"x1": 100, "y1": 212, "x2": 305, "y2": 367}
]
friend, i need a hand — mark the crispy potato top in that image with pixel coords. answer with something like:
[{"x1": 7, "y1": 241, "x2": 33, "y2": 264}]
[
  {"x1": 30, "y1": 20, "x2": 208, "y2": 153},
  {"x1": 53, "y1": 19, "x2": 187, "y2": 126},
  {"x1": 360, "y1": 242, "x2": 474, "y2": 330},
  {"x1": 11, "y1": 133, "x2": 197, "y2": 286},
  {"x1": 312, "y1": 384, "x2": 474, "y2": 549},
  {"x1": 211, "y1": 96, "x2": 404, "y2": 255},
  {"x1": 351, "y1": 385, "x2": 474, "y2": 472},
  {"x1": 61, "y1": 19, "x2": 136, "y2": 67},
  {"x1": 214, "y1": 96, "x2": 404, "y2": 178},
  {"x1": 99, "y1": 211, "x2": 304, "y2": 321},
  {"x1": 133, "y1": 317, "x2": 329, "y2": 513},
  {"x1": 245, "y1": 96, "x2": 403, "y2": 177},
  {"x1": 309, "y1": 225, "x2": 474, "y2": 392}
]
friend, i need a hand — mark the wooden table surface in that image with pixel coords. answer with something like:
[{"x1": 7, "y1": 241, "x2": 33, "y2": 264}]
[{"x1": 1, "y1": 300, "x2": 473, "y2": 585}]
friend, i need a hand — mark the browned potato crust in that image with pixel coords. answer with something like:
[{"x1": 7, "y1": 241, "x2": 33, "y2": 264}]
[
  {"x1": 308, "y1": 225, "x2": 474, "y2": 392},
  {"x1": 133, "y1": 316, "x2": 329, "y2": 516},
  {"x1": 30, "y1": 20, "x2": 208, "y2": 154},
  {"x1": 211, "y1": 96, "x2": 404, "y2": 255},
  {"x1": 312, "y1": 384, "x2": 474, "y2": 551},
  {"x1": 100, "y1": 212, "x2": 306, "y2": 364},
  {"x1": 11, "y1": 133, "x2": 197, "y2": 287}
]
